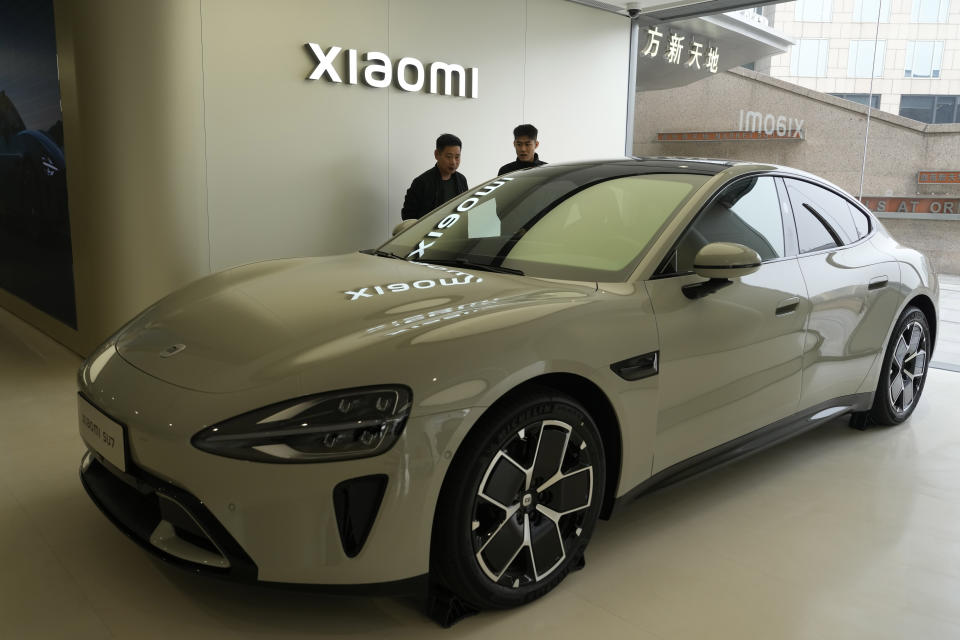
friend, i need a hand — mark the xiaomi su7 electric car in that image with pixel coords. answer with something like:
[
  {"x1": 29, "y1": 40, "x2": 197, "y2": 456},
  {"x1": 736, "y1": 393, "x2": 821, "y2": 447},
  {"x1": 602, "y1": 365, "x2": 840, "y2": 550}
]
[{"x1": 78, "y1": 158, "x2": 937, "y2": 621}]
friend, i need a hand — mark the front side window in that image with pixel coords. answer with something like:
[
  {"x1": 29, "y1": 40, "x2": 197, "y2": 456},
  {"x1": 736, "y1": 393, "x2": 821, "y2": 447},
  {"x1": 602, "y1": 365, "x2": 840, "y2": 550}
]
[
  {"x1": 848, "y1": 41, "x2": 885, "y2": 78},
  {"x1": 380, "y1": 167, "x2": 709, "y2": 282},
  {"x1": 790, "y1": 39, "x2": 829, "y2": 77},
  {"x1": 671, "y1": 176, "x2": 785, "y2": 273}
]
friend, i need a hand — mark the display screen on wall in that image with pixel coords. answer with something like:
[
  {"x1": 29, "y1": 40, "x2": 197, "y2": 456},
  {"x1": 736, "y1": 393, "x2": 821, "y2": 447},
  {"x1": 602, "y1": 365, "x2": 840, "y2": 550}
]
[{"x1": 0, "y1": 0, "x2": 76, "y2": 328}]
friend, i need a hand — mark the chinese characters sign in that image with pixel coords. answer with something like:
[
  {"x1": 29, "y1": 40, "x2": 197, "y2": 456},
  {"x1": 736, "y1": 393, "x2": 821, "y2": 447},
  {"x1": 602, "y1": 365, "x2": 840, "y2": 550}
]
[
  {"x1": 918, "y1": 171, "x2": 960, "y2": 184},
  {"x1": 641, "y1": 27, "x2": 719, "y2": 74}
]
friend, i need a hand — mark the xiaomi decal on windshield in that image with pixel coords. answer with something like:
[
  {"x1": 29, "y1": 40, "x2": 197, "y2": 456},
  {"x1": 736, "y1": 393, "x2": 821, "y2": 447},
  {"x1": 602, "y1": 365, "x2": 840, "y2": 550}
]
[{"x1": 406, "y1": 177, "x2": 514, "y2": 260}]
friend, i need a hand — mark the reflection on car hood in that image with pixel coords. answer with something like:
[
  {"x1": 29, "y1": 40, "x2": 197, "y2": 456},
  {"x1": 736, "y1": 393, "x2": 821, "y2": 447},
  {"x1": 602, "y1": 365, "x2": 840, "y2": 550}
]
[{"x1": 115, "y1": 252, "x2": 596, "y2": 392}]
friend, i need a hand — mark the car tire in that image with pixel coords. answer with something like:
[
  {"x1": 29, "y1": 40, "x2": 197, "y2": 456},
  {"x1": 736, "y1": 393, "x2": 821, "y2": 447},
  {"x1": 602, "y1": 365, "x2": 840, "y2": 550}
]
[
  {"x1": 869, "y1": 306, "x2": 931, "y2": 426},
  {"x1": 432, "y1": 387, "x2": 605, "y2": 610}
]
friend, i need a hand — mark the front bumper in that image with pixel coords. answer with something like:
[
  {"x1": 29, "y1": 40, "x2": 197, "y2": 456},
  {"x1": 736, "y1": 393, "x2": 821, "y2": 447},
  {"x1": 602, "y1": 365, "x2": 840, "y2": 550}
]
[
  {"x1": 79, "y1": 450, "x2": 427, "y2": 594},
  {"x1": 77, "y1": 347, "x2": 477, "y2": 587},
  {"x1": 80, "y1": 450, "x2": 256, "y2": 579}
]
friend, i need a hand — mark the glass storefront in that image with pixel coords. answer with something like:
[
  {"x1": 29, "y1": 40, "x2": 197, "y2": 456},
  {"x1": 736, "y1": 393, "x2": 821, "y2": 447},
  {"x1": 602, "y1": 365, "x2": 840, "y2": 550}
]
[
  {"x1": 633, "y1": 0, "x2": 959, "y2": 367},
  {"x1": 634, "y1": 0, "x2": 960, "y2": 276}
]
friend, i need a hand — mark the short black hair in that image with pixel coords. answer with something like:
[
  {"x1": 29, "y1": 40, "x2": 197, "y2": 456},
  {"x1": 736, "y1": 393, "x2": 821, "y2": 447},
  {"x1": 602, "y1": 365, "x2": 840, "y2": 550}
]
[
  {"x1": 436, "y1": 133, "x2": 462, "y2": 150},
  {"x1": 513, "y1": 124, "x2": 538, "y2": 140}
]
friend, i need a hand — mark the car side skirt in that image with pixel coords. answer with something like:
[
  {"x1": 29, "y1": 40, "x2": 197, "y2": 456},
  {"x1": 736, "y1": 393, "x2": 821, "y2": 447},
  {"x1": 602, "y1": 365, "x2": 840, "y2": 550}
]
[{"x1": 610, "y1": 392, "x2": 873, "y2": 516}]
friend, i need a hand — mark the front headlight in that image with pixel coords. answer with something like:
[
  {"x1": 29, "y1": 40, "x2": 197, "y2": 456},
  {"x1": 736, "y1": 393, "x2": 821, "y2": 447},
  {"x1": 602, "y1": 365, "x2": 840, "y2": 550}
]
[{"x1": 192, "y1": 386, "x2": 411, "y2": 463}]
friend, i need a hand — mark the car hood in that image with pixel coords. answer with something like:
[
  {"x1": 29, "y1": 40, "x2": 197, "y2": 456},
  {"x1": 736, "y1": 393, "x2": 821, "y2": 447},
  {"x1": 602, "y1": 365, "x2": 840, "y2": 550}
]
[{"x1": 115, "y1": 252, "x2": 596, "y2": 393}]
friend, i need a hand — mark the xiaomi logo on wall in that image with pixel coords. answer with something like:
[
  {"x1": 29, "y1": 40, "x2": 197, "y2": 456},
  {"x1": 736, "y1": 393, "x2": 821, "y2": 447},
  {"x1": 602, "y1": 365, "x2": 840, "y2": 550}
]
[{"x1": 306, "y1": 44, "x2": 479, "y2": 99}]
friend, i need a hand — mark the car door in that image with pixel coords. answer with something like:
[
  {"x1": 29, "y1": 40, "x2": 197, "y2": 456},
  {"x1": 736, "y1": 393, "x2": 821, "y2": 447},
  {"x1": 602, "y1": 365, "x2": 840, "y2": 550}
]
[
  {"x1": 645, "y1": 175, "x2": 812, "y2": 473},
  {"x1": 782, "y1": 178, "x2": 902, "y2": 410}
]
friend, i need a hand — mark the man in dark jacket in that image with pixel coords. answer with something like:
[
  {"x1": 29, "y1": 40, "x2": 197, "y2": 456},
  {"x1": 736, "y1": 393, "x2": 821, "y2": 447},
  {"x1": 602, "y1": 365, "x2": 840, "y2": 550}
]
[
  {"x1": 497, "y1": 124, "x2": 547, "y2": 176},
  {"x1": 401, "y1": 133, "x2": 468, "y2": 220}
]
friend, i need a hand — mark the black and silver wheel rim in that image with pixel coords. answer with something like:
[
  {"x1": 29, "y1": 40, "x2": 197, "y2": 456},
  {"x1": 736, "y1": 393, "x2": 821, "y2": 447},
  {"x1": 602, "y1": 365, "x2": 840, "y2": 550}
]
[
  {"x1": 471, "y1": 419, "x2": 594, "y2": 588},
  {"x1": 888, "y1": 320, "x2": 927, "y2": 415}
]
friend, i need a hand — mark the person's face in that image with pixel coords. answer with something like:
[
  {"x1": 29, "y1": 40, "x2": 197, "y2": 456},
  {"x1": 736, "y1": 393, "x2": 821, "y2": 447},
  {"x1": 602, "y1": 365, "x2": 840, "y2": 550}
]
[
  {"x1": 513, "y1": 136, "x2": 539, "y2": 161},
  {"x1": 434, "y1": 146, "x2": 461, "y2": 175}
]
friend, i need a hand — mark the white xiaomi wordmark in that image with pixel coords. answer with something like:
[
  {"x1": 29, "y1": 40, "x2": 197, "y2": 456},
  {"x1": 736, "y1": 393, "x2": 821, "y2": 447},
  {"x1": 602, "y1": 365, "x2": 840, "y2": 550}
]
[{"x1": 307, "y1": 44, "x2": 479, "y2": 99}]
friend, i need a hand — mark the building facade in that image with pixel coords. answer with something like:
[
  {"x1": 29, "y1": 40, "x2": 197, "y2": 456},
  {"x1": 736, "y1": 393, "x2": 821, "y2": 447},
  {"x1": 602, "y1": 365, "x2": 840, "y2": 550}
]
[{"x1": 758, "y1": 0, "x2": 960, "y2": 123}]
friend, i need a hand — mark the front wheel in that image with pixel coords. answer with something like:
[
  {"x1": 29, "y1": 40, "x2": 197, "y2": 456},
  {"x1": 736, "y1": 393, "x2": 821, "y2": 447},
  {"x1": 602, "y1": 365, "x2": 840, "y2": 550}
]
[
  {"x1": 432, "y1": 388, "x2": 605, "y2": 610},
  {"x1": 869, "y1": 306, "x2": 931, "y2": 425}
]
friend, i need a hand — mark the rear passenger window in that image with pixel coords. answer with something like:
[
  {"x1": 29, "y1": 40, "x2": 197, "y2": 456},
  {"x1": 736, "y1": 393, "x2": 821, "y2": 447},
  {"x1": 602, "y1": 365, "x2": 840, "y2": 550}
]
[
  {"x1": 792, "y1": 203, "x2": 839, "y2": 253},
  {"x1": 785, "y1": 179, "x2": 870, "y2": 247},
  {"x1": 849, "y1": 202, "x2": 870, "y2": 238}
]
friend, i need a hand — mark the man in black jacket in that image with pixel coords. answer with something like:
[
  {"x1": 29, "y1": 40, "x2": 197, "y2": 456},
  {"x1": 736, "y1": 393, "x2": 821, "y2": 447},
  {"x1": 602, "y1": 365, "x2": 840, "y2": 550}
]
[
  {"x1": 401, "y1": 133, "x2": 468, "y2": 220},
  {"x1": 497, "y1": 124, "x2": 547, "y2": 176}
]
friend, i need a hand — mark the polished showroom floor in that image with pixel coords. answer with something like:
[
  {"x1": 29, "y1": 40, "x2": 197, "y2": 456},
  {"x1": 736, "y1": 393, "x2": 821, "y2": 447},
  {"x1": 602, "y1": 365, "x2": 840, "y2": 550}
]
[{"x1": 2, "y1": 282, "x2": 960, "y2": 639}]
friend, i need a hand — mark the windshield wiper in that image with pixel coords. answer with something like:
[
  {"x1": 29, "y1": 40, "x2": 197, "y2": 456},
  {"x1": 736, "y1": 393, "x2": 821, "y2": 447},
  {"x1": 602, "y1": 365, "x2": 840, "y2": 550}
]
[
  {"x1": 360, "y1": 249, "x2": 404, "y2": 260},
  {"x1": 422, "y1": 258, "x2": 524, "y2": 276}
]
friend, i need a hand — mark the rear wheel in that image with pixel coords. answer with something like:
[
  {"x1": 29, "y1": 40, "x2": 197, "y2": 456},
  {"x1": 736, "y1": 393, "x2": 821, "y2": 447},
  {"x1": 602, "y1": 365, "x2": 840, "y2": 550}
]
[
  {"x1": 432, "y1": 388, "x2": 605, "y2": 610},
  {"x1": 869, "y1": 306, "x2": 930, "y2": 426}
]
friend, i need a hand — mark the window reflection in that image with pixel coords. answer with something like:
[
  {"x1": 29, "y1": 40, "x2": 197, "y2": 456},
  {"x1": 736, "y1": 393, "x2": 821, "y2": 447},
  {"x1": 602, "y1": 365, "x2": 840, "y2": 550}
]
[
  {"x1": 911, "y1": 0, "x2": 950, "y2": 23},
  {"x1": 904, "y1": 41, "x2": 945, "y2": 78},
  {"x1": 790, "y1": 39, "x2": 829, "y2": 76},
  {"x1": 853, "y1": 0, "x2": 890, "y2": 22},
  {"x1": 795, "y1": 0, "x2": 833, "y2": 21},
  {"x1": 848, "y1": 40, "x2": 886, "y2": 78}
]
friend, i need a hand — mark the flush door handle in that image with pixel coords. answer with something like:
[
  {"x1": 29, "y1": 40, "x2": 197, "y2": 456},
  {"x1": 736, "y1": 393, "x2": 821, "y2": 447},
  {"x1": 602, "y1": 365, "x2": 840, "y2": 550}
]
[
  {"x1": 868, "y1": 276, "x2": 888, "y2": 290},
  {"x1": 776, "y1": 297, "x2": 800, "y2": 316}
]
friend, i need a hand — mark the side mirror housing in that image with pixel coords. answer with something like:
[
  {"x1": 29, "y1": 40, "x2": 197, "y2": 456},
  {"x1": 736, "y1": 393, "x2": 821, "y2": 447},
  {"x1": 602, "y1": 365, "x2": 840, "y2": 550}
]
[
  {"x1": 683, "y1": 242, "x2": 762, "y2": 300},
  {"x1": 392, "y1": 219, "x2": 418, "y2": 236},
  {"x1": 692, "y1": 242, "x2": 762, "y2": 280}
]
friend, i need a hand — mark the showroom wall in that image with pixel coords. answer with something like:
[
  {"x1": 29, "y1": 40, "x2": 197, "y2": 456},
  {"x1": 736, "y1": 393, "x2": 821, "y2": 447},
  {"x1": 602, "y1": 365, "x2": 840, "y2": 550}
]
[{"x1": 0, "y1": 0, "x2": 629, "y2": 355}]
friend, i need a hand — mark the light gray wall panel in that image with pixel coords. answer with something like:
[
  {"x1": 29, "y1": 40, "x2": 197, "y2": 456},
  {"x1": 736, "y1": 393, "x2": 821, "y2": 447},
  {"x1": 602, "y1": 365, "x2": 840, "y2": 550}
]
[
  {"x1": 524, "y1": 0, "x2": 630, "y2": 164},
  {"x1": 387, "y1": 0, "x2": 525, "y2": 223},
  {"x1": 201, "y1": 0, "x2": 391, "y2": 270}
]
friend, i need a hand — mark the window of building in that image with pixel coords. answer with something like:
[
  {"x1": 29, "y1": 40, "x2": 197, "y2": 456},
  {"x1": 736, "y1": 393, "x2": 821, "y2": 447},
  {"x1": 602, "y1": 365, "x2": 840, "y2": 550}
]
[
  {"x1": 790, "y1": 39, "x2": 829, "y2": 77},
  {"x1": 831, "y1": 93, "x2": 881, "y2": 108},
  {"x1": 795, "y1": 0, "x2": 833, "y2": 21},
  {"x1": 934, "y1": 96, "x2": 959, "y2": 123},
  {"x1": 899, "y1": 95, "x2": 960, "y2": 123},
  {"x1": 848, "y1": 41, "x2": 885, "y2": 78},
  {"x1": 911, "y1": 0, "x2": 950, "y2": 22},
  {"x1": 905, "y1": 41, "x2": 945, "y2": 77},
  {"x1": 853, "y1": 0, "x2": 891, "y2": 21}
]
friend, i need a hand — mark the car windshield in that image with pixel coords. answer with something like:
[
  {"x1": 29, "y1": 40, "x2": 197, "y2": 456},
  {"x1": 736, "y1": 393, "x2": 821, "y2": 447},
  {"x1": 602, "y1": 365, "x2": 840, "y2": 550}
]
[{"x1": 380, "y1": 164, "x2": 709, "y2": 281}]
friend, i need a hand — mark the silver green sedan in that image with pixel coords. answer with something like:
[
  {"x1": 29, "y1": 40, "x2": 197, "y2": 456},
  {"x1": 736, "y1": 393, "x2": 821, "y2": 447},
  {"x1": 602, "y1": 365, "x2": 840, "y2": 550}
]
[{"x1": 77, "y1": 158, "x2": 937, "y2": 623}]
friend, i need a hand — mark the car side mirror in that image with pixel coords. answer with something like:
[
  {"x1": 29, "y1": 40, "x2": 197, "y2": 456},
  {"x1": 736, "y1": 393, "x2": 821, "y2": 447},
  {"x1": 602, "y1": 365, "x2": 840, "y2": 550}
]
[
  {"x1": 683, "y1": 242, "x2": 762, "y2": 300},
  {"x1": 392, "y1": 219, "x2": 418, "y2": 236}
]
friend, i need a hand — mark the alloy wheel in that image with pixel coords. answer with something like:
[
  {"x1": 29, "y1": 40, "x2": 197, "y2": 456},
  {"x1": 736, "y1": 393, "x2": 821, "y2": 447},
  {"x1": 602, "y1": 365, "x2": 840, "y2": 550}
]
[
  {"x1": 471, "y1": 419, "x2": 594, "y2": 588},
  {"x1": 888, "y1": 320, "x2": 927, "y2": 415}
]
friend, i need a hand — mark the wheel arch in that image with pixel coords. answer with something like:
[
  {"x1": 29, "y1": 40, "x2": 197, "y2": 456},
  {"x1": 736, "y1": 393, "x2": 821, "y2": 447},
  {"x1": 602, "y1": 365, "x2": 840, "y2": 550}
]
[
  {"x1": 434, "y1": 372, "x2": 623, "y2": 526},
  {"x1": 906, "y1": 294, "x2": 937, "y2": 351}
]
